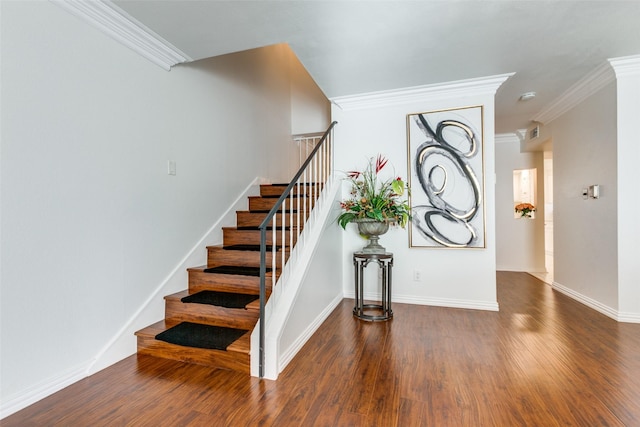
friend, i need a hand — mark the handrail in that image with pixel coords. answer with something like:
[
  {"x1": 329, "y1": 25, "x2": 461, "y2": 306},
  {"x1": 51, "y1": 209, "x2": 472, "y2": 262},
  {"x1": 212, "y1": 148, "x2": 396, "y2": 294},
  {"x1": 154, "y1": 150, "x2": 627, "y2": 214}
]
[{"x1": 258, "y1": 121, "x2": 337, "y2": 378}]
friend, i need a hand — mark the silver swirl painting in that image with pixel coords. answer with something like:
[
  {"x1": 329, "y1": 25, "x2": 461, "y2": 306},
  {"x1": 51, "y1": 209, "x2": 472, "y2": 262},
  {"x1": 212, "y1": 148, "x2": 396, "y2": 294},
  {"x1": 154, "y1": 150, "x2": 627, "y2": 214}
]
[{"x1": 406, "y1": 106, "x2": 485, "y2": 248}]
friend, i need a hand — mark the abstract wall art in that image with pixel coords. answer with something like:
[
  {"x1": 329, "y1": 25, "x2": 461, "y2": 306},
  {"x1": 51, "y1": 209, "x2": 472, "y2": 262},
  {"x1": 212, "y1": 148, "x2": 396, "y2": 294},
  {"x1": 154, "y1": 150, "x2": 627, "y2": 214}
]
[{"x1": 406, "y1": 105, "x2": 485, "y2": 248}]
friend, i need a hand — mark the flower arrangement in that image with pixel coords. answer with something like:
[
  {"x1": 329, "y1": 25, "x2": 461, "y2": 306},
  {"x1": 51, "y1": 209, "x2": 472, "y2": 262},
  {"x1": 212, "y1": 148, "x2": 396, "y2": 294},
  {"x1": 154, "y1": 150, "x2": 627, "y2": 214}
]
[
  {"x1": 515, "y1": 202, "x2": 536, "y2": 218},
  {"x1": 338, "y1": 154, "x2": 410, "y2": 229}
]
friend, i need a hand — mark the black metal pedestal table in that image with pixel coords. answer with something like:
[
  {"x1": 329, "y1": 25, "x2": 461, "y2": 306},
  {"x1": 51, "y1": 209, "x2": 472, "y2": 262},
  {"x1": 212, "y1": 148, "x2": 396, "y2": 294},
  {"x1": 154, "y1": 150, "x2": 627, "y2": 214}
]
[{"x1": 352, "y1": 251, "x2": 393, "y2": 321}]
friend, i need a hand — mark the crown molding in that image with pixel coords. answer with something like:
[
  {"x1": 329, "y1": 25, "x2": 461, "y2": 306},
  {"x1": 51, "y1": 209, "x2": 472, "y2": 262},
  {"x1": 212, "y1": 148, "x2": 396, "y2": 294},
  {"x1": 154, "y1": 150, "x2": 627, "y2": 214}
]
[
  {"x1": 495, "y1": 132, "x2": 522, "y2": 144},
  {"x1": 609, "y1": 54, "x2": 640, "y2": 78},
  {"x1": 532, "y1": 62, "x2": 615, "y2": 125},
  {"x1": 330, "y1": 73, "x2": 514, "y2": 111},
  {"x1": 50, "y1": 0, "x2": 192, "y2": 70}
]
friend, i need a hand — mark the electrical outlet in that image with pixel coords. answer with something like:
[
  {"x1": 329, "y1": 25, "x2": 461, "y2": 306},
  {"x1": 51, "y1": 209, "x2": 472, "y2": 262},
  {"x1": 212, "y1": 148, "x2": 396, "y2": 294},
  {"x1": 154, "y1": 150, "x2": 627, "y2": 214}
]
[
  {"x1": 413, "y1": 269, "x2": 421, "y2": 281},
  {"x1": 168, "y1": 160, "x2": 176, "y2": 176}
]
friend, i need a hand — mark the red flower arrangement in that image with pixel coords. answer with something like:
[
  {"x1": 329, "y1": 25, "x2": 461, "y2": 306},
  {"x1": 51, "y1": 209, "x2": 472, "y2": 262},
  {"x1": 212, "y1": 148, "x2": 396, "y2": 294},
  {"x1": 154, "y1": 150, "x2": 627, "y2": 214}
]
[{"x1": 338, "y1": 155, "x2": 410, "y2": 229}]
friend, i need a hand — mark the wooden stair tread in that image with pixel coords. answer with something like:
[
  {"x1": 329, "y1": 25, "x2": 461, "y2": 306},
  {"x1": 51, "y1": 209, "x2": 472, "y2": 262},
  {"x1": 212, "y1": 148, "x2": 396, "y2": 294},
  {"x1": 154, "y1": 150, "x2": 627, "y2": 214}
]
[
  {"x1": 258, "y1": 194, "x2": 312, "y2": 199},
  {"x1": 259, "y1": 183, "x2": 323, "y2": 197},
  {"x1": 205, "y1": 245, "x2": 289, "y2": 270},
  {"x1": 136, "y1": 320, "x2": 250, "y2": 354},
  {"x1": 235, "y1": 210, "x2": 304, "y2": 228},
  {"x1": 227, "y1": 332, "x2": 251, "y2": 353},
  {"x1": 187, "y1": 266, "x2": 276, "y2": 296},
  {"x1": 136, "y1": 319, "x2": 178, "y2": 336},
  {"x1": 247, "y1": 196, "x2": 313, "y2": 212},
  {"x1": 188, "y1": 265, "x2": 276, "y2": 278},
  {"x1": 221, "y1": 226, "x2": 300, "y2": 231},
  {"x1": 163, "y1": 290, "x2": 259, "y2": 330},
  {"x1": 245, "y1": 299, "x2": 260, "y2": 310},
  {"x1": 204, "y1": 265, "x2": 268, "y2": 276},
  {"x1": 235, "y1": 226, "x2": 299, "y2": 231},
  {"x1": 208, "y1": 244, "x2": 288, "y2": 252},
  {"x1": 136, "y1": 320, "x2": 250, "y2": 372},
  {"x1": 222, "y1": 227, "x2": 298, "y2": 247},
  {"x1": 165, "y1": 289, "x2": 191, "y2": 300},
  {"x1": 165, "y1": 289, "x2": 259, "y2": 305}
]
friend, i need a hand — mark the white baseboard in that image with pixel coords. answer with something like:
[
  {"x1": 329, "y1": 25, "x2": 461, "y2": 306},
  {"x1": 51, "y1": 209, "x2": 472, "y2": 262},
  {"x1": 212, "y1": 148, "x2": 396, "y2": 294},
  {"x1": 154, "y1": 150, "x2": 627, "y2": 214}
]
[
  {"x1": 551, "y1": 280, "x2": 640, "y2": 323},
  {"x1": 343, "y1": 290, "x2": 499, "y2": 312},
  {"x1": 1, "y1": 361, "x2": 90, "y2": 419},
  {"x1": 617, "y1": 311, "x2": 640, "y2": 323}
]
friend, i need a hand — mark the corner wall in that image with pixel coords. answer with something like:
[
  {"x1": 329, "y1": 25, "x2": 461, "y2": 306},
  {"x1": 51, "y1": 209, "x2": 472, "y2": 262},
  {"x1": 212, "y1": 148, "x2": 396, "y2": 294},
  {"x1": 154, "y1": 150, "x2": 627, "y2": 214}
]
[
  {"x1": 611, "y1": 57, "x2": 640, "y2": 319},
  {"x1": 550, "y1": 82, "x2": 619, "y2": 312}
]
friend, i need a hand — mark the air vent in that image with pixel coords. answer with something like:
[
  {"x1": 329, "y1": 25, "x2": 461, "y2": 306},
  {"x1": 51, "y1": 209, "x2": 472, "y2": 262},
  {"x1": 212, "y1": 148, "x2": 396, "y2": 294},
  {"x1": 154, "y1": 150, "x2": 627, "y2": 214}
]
[{"x1": 529, "y1": 125, "x2": 540, "y2": 140}]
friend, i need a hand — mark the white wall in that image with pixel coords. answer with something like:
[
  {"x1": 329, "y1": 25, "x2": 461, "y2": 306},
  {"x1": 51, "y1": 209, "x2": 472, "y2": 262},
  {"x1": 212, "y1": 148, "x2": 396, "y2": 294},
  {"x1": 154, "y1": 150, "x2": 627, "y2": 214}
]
[
  {"x1": 495, "y1": 137, "x2": 545, "y2": 272},
  {"x1": 0, "y1": 0, "x2": 328, "y2": 412},
  {"x1": 331, "y1": 77, "x2": 508, "y2": 311},
  {"x1": 612, "y1": 60, "x2": 640, "y2": 318},
  {"x1": 290, "y1": 57, "x2": 331, "y2": 136},
  {"x1": 550, "y1": 82, "x2": 619, "y2": 310},
  {"x1": 276, "y1": 185, "x2": 344, "y2": 372}
]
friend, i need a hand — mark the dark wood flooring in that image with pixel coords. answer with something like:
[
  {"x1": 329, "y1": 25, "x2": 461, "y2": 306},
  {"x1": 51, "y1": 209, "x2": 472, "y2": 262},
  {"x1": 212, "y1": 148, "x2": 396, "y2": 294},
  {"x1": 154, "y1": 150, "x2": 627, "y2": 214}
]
[{"x1": 4, "y1": 271, "x2": 640, "y2": 426}]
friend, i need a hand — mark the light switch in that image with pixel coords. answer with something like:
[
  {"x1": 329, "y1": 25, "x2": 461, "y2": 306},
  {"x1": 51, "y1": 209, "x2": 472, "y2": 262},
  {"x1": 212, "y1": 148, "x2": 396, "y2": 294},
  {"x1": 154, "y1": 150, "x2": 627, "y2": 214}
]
[{"x1": 168, "y1": 160, "x2": 176, "y2": 176}]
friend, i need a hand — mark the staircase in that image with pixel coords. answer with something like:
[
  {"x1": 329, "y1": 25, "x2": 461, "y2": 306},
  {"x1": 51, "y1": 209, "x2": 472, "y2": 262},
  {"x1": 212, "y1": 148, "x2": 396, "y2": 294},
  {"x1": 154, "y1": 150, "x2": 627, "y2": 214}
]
[
  {"x1": 134, "y1": 183, "x2": 307, "y2": 373},
  {"x1": 135, "y1": 122, "x2": 336, "y2": 377}
]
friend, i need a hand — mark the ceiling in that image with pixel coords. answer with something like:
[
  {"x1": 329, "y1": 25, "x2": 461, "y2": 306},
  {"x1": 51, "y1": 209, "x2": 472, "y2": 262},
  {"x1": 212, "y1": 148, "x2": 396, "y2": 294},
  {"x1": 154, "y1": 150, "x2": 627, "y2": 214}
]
[{"x1": 113, "y1": 0, "x2": 640, "y2": 135}]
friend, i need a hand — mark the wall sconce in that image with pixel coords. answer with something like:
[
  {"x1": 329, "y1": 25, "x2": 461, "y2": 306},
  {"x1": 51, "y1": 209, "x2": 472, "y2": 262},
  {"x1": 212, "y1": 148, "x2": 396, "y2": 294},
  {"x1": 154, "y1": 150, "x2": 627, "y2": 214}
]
[{"x1": 582, "y1": 185, "x2": 600, "y2": 200}]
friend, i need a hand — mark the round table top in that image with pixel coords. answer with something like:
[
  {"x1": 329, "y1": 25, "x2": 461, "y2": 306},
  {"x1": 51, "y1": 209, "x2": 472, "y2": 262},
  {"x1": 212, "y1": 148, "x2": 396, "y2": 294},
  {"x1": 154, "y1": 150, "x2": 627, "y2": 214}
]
[{"x1": 353, "y1": 251, "x2": 393, "y2": 260}]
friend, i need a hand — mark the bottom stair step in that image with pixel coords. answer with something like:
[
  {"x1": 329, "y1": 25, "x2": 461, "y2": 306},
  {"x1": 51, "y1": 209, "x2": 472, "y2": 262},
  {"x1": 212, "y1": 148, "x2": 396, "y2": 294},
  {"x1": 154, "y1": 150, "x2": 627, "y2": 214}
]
[
  {"x1": 155, "y1": 321, "x2": 248, "y2": 351},
  {"x1": 135, "y1": 320, "x2": 250, "y2": 372}
]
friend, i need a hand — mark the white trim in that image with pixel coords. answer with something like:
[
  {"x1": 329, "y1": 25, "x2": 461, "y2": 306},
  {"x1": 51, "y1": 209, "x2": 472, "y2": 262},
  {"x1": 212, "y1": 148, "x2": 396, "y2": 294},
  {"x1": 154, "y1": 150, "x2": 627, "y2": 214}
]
[
  {"x1": 532, "y1": 63, "x2": 615, "y2": 125},
  {"x1": 550, "y1": 280, "x2": 640, "y2": 323},
  {"x1": 618, "y1": 311, "x2": 640, "y2": 324},
  {"x1": 330, "y1": 73, "x2": 514, "y2": 111},
  {"x1": 609, "y1": 54, "x2": 640, "y2": 78},
  {"x1": 514, "y1": 128, "x2": 527, "y2": 143},
  {"x1": 495, "y1": 133, "x2": 521, "y2": 145},
  {"x1": 343, "y1": 290, "x2": 499, "y2": 312},
  {"x1": 50, "y1": 0, "x2": 192, "y2": 70},
  {"x1": 395, "y1": 294, "x2": 499, "y2": 312},
  {"x1": 1, "y1": 361, "x2": 90, "y2": 419}
]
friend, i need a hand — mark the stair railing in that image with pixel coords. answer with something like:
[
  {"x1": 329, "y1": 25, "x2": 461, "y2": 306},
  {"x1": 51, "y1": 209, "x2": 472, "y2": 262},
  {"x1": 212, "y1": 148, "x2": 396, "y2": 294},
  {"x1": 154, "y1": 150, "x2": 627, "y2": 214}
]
[
  {"x1": 294, "y1": 132, "x2": 325, "y2": 171},
  {"x1": 258, "y1": 121, "x2": 337, "y2": 378}
]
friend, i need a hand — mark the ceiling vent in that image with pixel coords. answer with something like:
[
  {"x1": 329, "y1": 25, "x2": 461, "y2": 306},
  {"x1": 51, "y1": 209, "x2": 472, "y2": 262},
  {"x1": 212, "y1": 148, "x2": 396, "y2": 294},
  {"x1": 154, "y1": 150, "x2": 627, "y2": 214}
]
[{"x1": 529, "y1": 125, "x2": 540, "y2": 141}]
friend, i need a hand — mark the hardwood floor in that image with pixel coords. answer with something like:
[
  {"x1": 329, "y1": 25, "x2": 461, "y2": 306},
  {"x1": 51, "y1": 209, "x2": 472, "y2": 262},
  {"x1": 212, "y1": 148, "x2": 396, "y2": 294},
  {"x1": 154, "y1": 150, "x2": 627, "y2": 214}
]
[{"x1": 5, "y1": 271, "x2": 640, "y2": 426}]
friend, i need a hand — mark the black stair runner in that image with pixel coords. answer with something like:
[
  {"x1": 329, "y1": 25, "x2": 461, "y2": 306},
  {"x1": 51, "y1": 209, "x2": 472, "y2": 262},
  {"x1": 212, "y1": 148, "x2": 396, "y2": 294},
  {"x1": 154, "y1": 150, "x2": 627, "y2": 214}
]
[
  {"x1": 223, "y1": 245, "x2": 282, "y2": 251},
  {"x1": 203, "y1": 265, "x2": 270, "y2": 276},
  {"x1": 181, "y1": 290, "x2": 258, "y2": 309},
  {"x1": 155, "y1": 322, "x2": 247, "y2": 350}
]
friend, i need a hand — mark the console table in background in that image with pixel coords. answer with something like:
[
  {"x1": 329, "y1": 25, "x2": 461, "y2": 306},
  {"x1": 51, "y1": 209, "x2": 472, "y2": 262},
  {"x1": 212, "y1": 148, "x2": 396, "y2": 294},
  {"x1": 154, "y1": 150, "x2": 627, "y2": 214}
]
[{"x1": 352, "y1": 251, "x2": 393, "y2": 321}]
